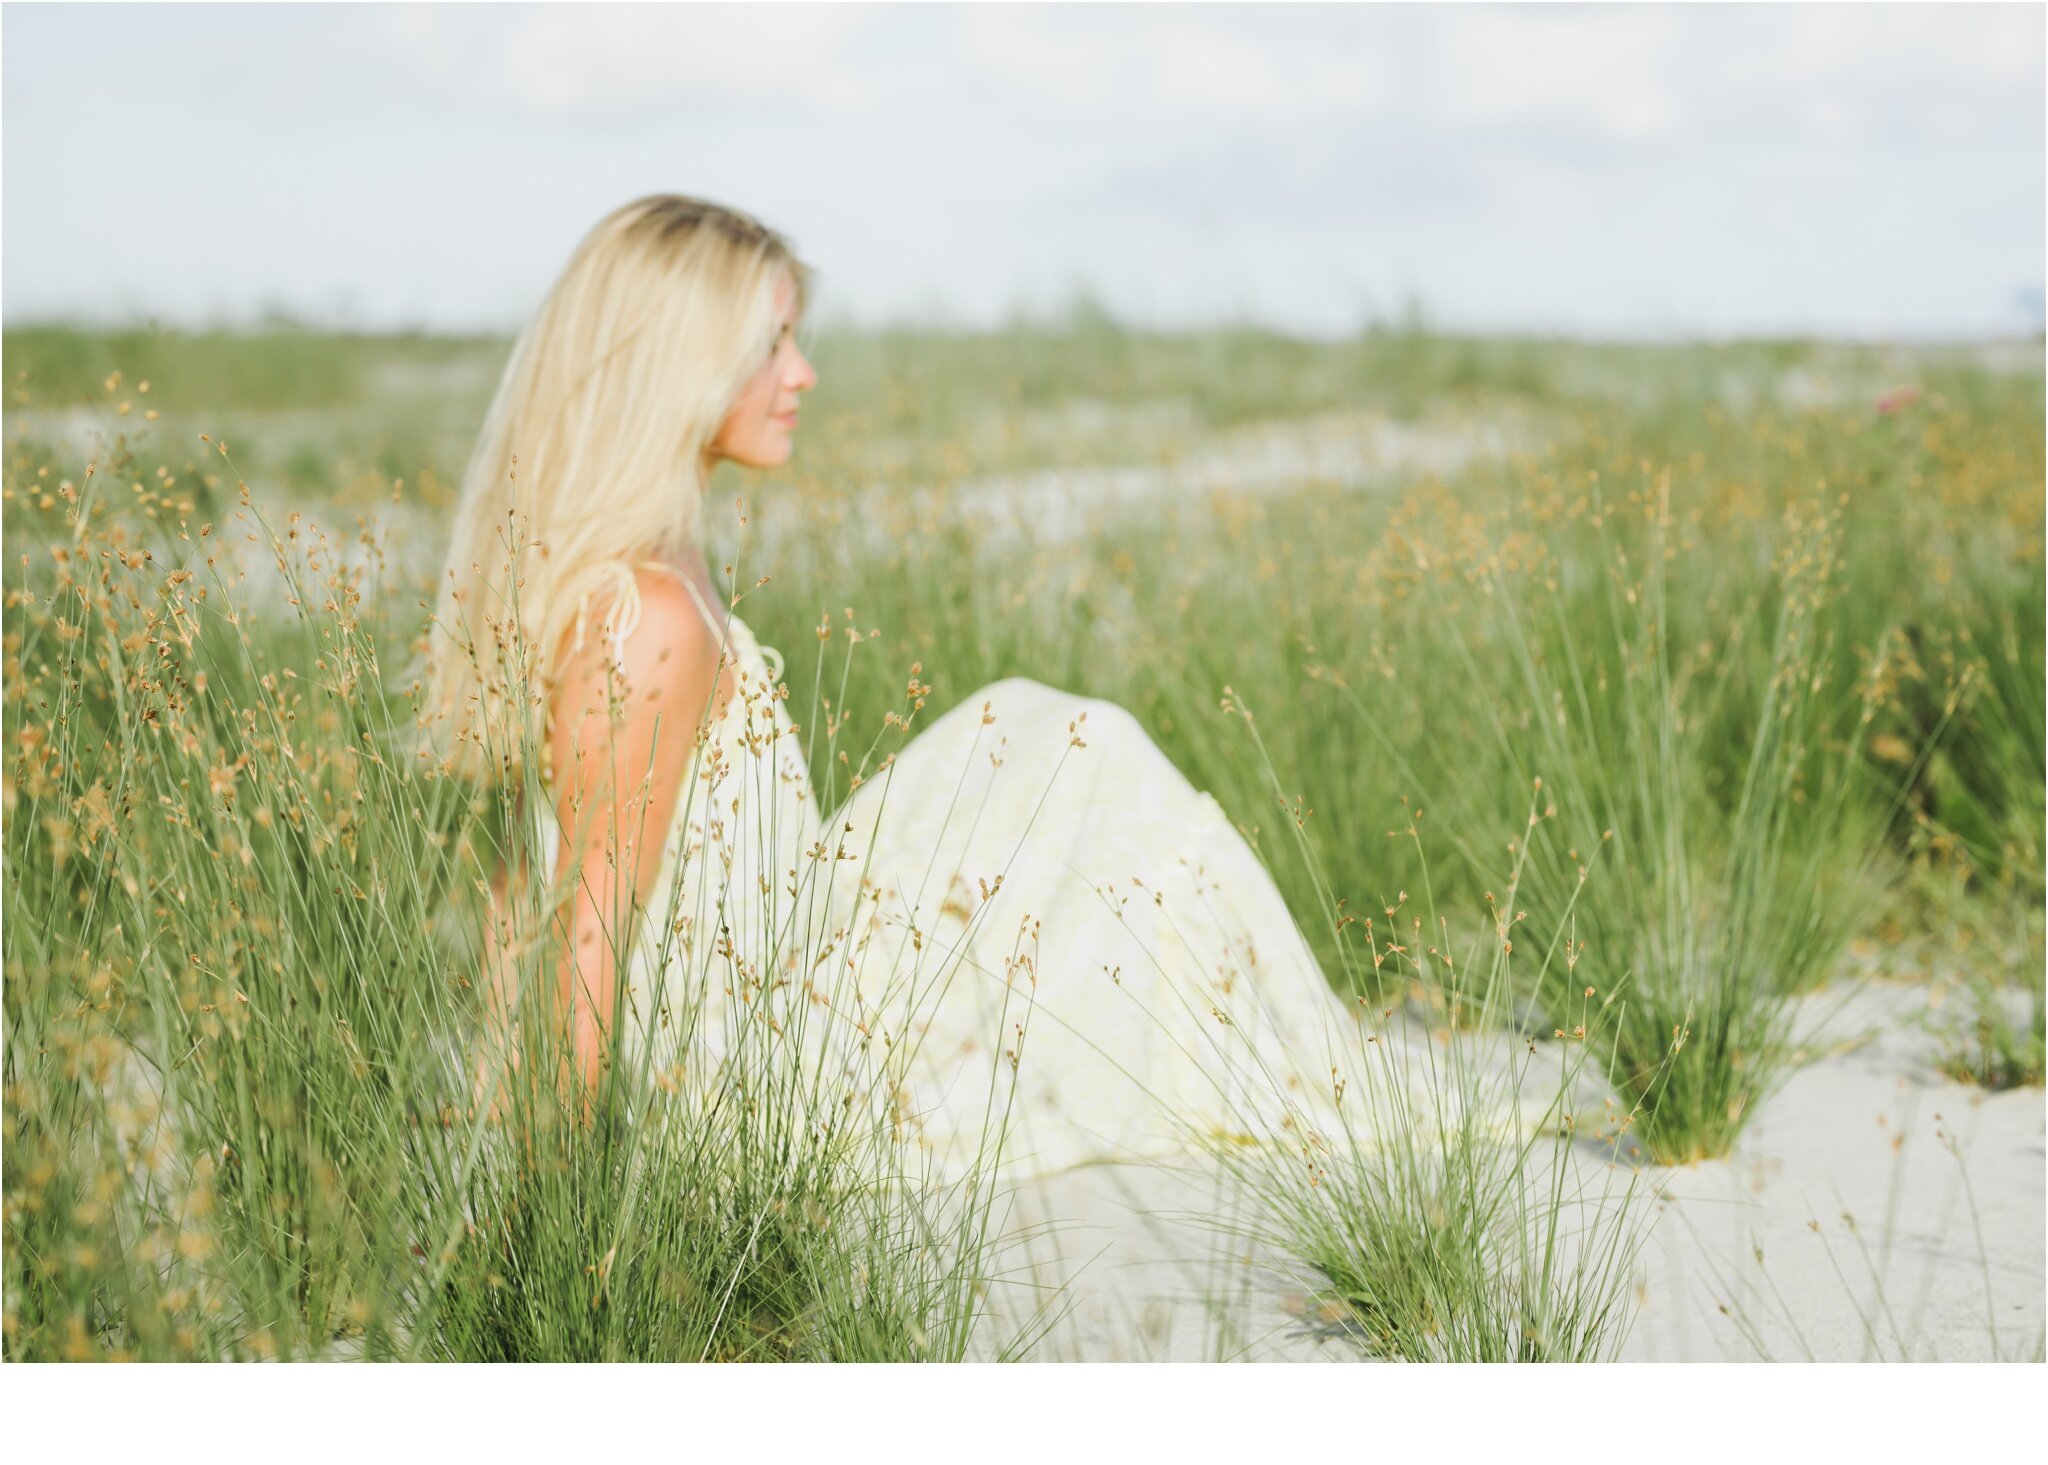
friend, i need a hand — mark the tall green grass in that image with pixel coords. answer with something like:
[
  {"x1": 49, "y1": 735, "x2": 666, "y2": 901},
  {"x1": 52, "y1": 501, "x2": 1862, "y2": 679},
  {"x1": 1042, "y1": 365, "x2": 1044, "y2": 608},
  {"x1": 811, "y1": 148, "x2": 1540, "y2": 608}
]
[
  {"x1": 2, "y1": 454, "x2": 1036, "y2": 1360},
  {"x1": 5, "y1": 326, "x2": 2039, "y2": 1357}
]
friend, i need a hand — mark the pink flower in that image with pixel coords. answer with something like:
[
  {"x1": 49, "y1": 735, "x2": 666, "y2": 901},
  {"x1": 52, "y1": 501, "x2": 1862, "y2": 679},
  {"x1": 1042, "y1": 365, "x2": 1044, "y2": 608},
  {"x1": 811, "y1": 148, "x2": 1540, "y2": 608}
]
[{"x1": 1875, "y1": 385, "x2": 1923, "y2": 416}]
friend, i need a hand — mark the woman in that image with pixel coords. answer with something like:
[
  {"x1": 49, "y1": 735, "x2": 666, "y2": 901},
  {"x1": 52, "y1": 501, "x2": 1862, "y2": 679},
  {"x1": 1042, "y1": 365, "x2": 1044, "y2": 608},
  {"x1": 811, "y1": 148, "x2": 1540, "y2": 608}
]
[{"x1": 421, "y1": 194, "x2": 1355, "y2": 1184}]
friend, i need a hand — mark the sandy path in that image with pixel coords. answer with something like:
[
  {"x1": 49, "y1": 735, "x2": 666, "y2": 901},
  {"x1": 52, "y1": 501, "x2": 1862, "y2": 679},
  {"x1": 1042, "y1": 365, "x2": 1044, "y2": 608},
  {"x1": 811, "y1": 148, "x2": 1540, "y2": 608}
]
[{"x1": 751, "y1": 404, "x2": 1567, "y2": 561}]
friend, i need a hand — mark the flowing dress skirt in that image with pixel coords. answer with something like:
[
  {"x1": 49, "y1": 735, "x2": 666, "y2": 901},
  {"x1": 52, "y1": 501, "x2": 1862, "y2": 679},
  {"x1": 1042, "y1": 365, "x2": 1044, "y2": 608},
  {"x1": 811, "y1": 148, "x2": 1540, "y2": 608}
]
[{"x1": 817, "y1": 676, "x2": 1356, "y2": 1183}]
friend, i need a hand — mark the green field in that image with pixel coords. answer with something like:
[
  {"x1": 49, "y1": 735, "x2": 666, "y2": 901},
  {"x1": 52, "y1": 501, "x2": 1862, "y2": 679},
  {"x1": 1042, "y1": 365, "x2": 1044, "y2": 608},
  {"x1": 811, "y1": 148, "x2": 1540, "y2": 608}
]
[{"x1": 4, "y1": 319, "x2": 2040, "y2": 1360}]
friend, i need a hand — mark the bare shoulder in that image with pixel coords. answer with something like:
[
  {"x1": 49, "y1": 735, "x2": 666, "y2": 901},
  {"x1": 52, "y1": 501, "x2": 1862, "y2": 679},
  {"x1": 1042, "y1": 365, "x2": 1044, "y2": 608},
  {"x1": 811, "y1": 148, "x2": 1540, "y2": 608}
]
[
  {"x1": 543, "y1": 568, "x2": 729, "y2": 869},
  {"x1": 550, "y1": 567, "x2": 728, "y2": 750},
  {"x1": 616, "y1": 567, "x2": 719, "y2": 691}
]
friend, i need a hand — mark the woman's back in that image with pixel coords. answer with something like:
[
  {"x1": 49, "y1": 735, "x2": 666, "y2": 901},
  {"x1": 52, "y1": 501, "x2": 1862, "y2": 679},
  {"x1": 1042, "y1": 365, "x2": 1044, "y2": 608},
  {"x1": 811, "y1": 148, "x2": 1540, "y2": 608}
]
[{"x1": 531, "y1": 559, "x2": 824, "y2": 1093}]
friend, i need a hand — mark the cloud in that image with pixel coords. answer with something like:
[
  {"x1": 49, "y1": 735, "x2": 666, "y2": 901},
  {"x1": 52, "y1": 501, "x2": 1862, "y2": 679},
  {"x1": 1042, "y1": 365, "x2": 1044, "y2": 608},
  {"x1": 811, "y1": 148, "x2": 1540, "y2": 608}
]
[
  {"x1": 173, "y1": 2, "x2": 2043, "y2": 161},
  {"x1": 947, "y1": 6, "x2": 1403, "y2": 125},
  {"x1": 1411, "y1": 2, "x2": 2042, "y2": 152},
  {"x1": 367, "y1": 3, "x2": 888, "y2": 122}
]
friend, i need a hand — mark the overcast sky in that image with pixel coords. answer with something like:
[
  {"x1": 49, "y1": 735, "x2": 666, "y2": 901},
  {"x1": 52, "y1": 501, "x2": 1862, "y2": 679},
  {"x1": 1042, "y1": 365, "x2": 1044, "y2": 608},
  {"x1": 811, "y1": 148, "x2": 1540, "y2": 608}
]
[{"x1": 3, "y1": 1, "x2": 2042, "y2": 340}]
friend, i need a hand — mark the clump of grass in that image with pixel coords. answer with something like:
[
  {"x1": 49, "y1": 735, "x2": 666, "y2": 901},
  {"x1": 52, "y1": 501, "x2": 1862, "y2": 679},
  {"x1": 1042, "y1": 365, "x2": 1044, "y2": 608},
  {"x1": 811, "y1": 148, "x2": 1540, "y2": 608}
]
[
  {"x1": 1915, "y1": 609, "x2": 2046, "y2": 1093},
  {"x1": 1338, "y1": 468, "x2": 1911, "y2": 1164},
  {"x1": 1937, "y1": 973, "x2": 2046, "y2": 1091},
  {"x1": 1184, "y1": 693, "x2": 1654, "y2": 1363},
  {"x1": 1552, "y1": 484, "x2": 1917, "y2": 1162}
]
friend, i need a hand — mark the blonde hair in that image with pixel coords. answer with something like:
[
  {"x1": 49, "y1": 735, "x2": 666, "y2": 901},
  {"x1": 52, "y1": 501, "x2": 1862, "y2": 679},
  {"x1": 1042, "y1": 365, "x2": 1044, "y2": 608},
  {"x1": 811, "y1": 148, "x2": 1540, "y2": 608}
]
[{"x1": 411, "y1": 194, "x2": 813, "y2": 784}]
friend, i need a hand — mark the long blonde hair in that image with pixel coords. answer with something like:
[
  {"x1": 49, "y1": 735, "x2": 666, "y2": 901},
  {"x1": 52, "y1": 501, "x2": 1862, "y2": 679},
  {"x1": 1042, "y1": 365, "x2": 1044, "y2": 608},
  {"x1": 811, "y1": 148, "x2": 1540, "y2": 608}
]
[{"x1": 411, "y1": 194, "x2": 813, "y2": 784}]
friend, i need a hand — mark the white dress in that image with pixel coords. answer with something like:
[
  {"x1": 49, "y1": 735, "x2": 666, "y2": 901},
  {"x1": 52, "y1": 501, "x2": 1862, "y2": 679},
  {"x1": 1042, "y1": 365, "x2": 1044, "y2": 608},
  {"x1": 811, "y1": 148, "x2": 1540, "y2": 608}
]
[{"x1": 537, "y1": 561, "x2": 1359, "y2": 1184}]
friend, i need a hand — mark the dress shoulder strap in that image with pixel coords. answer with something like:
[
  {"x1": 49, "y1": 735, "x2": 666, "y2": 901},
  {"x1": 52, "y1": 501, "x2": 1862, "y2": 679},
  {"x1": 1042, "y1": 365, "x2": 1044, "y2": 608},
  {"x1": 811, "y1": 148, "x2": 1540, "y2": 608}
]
[
  {"x1": 630, "y1": 558, "x2": 782, "y2": 684},
  {"x1": 568, "y1": 558, "x2": 727, "y2": 666},
  {"x1": 634, "y1": 558, "x2": 724, "y2": 639}
]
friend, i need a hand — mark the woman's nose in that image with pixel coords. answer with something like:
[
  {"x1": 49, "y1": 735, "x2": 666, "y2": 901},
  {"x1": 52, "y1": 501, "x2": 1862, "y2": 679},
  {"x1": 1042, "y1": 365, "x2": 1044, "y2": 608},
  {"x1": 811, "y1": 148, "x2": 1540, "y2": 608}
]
[{"x1": 788, "y1": 350, "x2": 817, "y2": 392}]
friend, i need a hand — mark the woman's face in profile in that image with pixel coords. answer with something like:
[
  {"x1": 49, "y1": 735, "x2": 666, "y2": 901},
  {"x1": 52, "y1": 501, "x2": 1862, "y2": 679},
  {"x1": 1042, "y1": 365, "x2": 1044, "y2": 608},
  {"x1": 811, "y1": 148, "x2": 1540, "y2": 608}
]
[{"x1": 708, "y1": 270, "x2": 815, "y2": 470}]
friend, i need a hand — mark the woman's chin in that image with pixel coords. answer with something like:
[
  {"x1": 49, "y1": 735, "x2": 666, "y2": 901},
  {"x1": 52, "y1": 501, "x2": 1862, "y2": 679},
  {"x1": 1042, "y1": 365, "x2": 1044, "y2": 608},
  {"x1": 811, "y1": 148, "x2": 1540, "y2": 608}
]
[{"x1": 724, "y1": 442, "x2": 795, "y2": 472}]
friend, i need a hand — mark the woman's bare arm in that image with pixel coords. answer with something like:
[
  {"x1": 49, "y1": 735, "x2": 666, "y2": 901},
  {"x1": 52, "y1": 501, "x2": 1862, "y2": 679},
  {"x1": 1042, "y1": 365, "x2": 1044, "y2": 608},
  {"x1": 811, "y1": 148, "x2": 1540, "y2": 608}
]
[{"x1": 539, "y1": 570, "x2": 733, "y2": 1109}]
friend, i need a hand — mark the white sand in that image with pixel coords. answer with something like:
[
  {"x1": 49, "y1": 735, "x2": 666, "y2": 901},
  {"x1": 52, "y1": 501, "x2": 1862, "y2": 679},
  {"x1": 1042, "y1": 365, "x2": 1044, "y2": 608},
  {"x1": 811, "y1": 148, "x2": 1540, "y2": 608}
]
[
  {"x1": 971, "y1": 981, "x2": 2045, "y2": 1362},
  {"x1": 1621, "y1": 982, "x2": 2044, "y2": 1362}
]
